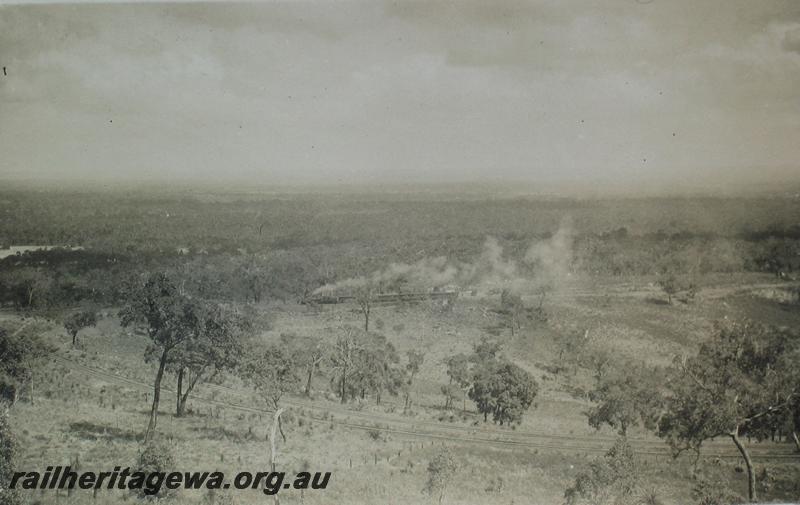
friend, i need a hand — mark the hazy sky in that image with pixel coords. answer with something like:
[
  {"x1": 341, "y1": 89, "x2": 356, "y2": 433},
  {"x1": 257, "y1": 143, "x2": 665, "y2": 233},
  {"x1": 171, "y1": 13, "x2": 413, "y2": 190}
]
[{"x1": 1, "y1": 0, "x2": 799, "y2": 189}]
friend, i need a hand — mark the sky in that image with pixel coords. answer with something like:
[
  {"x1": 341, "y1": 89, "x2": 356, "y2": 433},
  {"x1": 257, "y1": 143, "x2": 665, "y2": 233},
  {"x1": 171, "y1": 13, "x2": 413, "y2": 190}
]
[{"x1": 1, "y1": 0, "x2": 799, "y2": 191}]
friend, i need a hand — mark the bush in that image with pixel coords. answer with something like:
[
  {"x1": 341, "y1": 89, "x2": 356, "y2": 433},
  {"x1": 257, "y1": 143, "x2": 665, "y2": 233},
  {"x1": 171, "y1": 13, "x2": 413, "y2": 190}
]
[
  {"x1": 692, "y1": 473, "x2": 741, "y2": 505},
  {"x1": 0, "y1": 407, "x2": 21, "y2": 505},
  {"x1": 135, "y1": 438, "x2": 177, "y2": 500},
  {"x1": 367, "y1": 427, "x2": 386, "y2": 442},
  {"x1": 203, "y1": 489, "x2": 234, "y2": 505},
  {"x1": 424, "y1": 448, "x2": 459, "y2": 504},
  {"x1": 564, "y1": 438, "x2": 640, "y2": 505}
]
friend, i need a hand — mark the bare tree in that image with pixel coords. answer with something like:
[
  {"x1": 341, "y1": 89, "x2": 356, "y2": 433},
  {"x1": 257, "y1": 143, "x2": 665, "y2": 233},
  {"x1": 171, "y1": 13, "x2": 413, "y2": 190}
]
[
  {"x1": 328, "y1": 327, "x2": 362, "y2": 403},
  {"x1": 354, "y1": 281, "x2": 376, "y2": 332}
]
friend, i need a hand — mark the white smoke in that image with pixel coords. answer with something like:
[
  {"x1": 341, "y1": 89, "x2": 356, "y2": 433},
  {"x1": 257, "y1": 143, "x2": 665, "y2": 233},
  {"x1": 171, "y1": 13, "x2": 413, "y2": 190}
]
[
  {"x1": 313, "y1": 219, "x2": 575, "y2": 295},
  {"x1": 523, "y1": 218, "x2": 574, "y2": 290}
]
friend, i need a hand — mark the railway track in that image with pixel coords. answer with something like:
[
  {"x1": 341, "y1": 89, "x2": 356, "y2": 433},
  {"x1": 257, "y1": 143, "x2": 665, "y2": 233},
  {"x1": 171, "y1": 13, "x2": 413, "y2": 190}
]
[{"x1": 51, "y1": 355, "x2": 800, "y2": 462}]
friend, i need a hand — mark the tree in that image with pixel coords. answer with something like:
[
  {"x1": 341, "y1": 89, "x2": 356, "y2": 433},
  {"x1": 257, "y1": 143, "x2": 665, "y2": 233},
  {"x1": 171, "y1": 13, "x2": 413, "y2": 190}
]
[
  {"x1": 556, "y1": 329, "x2": 587, "y2": 374},
  {"x1": 234, "y1": 256, "x2": 269, "y2": 304},
  {"x1": 441, "y1": 383, "x2": 461, "y2": 411},
  {"x1": 240, "y1": 345, "x2": 299, "y2": 454},
  {"x1": 240, "y1": 344, "x2": 300, "y2": 410},
  {"x1": 119, "y1": 272, "x2": 207, "y2": 441},
  {"x1": 166, "y1": 305, "x2": 248, "y2": 417},
  {"x1": 469, "y1": 360, "x2": 538, "y2": 425},
  {"x1": 354, "y1": 282, "x2": 376, "y2": 332},
  {"x1": 423, "y1": 448, "x2": 459, "y2": 505},
  {"x1": 2, "y1": 268, "x2": 53, "y2": 310},
  {"x1": 564, "y1": 437, "x2": 640, "y2": 505},
  {"x1": 587, "y1": 361, "x2": 663, "y2": 436},
  {"x1": 790, "y1": 396, "x2": 800, "y2": 452},
  {"x1": 463, "y1": 337, "x2": 503, "y2": 421},
  {"x1": 758, "y1": 239, "x2": 793, "y2": 278},
  {"x1": 443, "y1": 353, "x2": 471, "y2": 411},
  {"x1": 500, "y1": 289, "x2": 525, "y2": 336},
  {"x1": 657, "y1": 272, "x2": 679, "y2": 304},
  {"x1": 402, "y1": 350, "x2": 424, "y2": 413},
  {"x1": 470, "y1": 337, "x2": 502, "y2": 365},
  {"x1": 349, "y1": 332, "x2": 400, "y2": 405},
  {"x1": 64, "y1": 310, "x2": 98, "y2": 346},
  {"x1": 657, "y1": 321, "x2": 798, "y2": 502},
  {"x1": 468, "y1": 364, "x2": 498, "y2": 423},
  {"x1": 281, "y1": 333, "x2": 325, "y2": 397},
  {"x1": 0, "y1": 322, "x2": 55, "y2": 406},
  {"x1": 328, "y1": 327, "x2": 362, "y2": 403}
]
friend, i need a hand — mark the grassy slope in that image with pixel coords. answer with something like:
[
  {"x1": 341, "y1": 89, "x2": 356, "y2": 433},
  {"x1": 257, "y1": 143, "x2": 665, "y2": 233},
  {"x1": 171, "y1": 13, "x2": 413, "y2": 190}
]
[{"x1": 6, "y1": 273, "x2": 800, "y2": 505}]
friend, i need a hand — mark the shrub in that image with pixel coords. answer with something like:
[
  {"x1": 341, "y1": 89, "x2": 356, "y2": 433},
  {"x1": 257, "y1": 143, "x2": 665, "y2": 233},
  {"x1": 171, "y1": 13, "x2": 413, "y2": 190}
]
[
  {"x1": 0, "y1": 407, "x2": 21, "y2": 505},
  {"x1": 423, "y1": 448, "x2": 459, "y2": 504},
  {"x1": 564, "y1": 438, "x2": 639, "y2": 505},
  {"x1": 135, "y1": 438, "x2": 177, "y2": 500}
]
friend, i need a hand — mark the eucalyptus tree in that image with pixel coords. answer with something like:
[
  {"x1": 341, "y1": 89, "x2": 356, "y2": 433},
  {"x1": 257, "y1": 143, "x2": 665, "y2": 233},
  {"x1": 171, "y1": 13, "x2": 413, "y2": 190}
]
[
  {"x1": 0, "y1": 321, "x2": 54, "y2": 406},
  {"x1": 657, "y1": 321, "x2": 798, "y2": 502},
  {"x1": 349, "y1": 331, "x2": 400, "y2": 405},
  {"x1": 328, "y1": 327, "x2": 362, "y2": 403},
  {"x1": 402, "y1": 350, "x2": 424, "y2": 413},
  {"x1": 166, "y1": 304, "x2": 249, "y2": 417},
  {"x1": 240, "y1": 344, "x2": 299, "y2": 410},
  {"x1": 587, "y1": 360, "x2": 663, "y2": 436},
  {"x1": 280, "y1": 333, "x2": 325, "y2": 397},
  {"x1": 120, "y1": 273, "x2": 208, "y2": 440},
  {"x1": 64, "y1": 310, "x2": 97, "y2": 347}
]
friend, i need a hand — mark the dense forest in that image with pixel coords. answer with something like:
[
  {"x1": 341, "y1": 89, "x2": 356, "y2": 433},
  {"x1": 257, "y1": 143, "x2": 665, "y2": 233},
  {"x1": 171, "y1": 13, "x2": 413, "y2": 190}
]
[{"x1": 2, "y1": 188, "x2": 799, "y2": 312}]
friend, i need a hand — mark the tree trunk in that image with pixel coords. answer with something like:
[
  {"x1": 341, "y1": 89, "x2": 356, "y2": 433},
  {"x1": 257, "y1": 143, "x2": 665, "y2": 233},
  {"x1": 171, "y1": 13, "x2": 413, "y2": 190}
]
[
  {"x1": 364, "y1": 310, "x2": 369, "y2": 332},
  {"x1": 145, "y1": 349, "x2": 169, "y2": 442},
  {"x1": 729, "y1": 426, "x2": 756, "y2": 502},
  {"x1": 305, "y1": 365, "x2": 313, "y2": 397},
  {"x1": 269, "y1": 408, "x2": 285, "y2": 505},
  {"x1": 176, "y1": 368, "x2": 184, "y2": 416},
  {"x1": 28, "y1": 371, "x2": 35, "y2": 406},
  {"x1": 340, "y1": 375, "x2": 346, "y2": 404},
  {"x1": 791, "y1": 431, "x2": 800, "y2": 453},
  {"x1": 177, "y1": 369, "x2": 203, "y2": 417},
  {"x1": 71, "y1": 331, "x2": 77, "y2": 346}
]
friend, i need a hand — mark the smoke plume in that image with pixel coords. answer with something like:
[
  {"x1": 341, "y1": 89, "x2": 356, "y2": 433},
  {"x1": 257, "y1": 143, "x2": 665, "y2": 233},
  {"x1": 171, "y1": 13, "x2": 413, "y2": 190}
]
[{"x1": 314, "y1": 220, "x2": 574, "y2": 295}]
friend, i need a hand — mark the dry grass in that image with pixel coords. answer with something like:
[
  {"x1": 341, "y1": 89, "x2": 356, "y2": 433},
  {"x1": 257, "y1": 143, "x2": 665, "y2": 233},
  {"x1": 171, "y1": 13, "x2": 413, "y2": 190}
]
[{"x1": 6, "y1": 272, "x2": 800, "y2": 504}]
